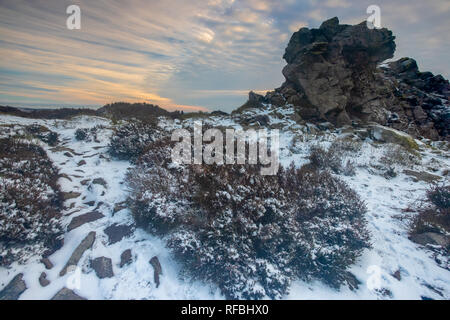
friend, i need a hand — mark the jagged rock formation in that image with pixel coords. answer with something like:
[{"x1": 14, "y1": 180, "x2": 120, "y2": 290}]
[{"x1": 240, "y1": 17, "x2": 449, "y2": 140}]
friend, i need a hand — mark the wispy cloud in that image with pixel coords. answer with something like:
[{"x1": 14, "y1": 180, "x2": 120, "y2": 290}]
[{"x1": 0, "y1": 0, "x2": 448, "y2": 112}]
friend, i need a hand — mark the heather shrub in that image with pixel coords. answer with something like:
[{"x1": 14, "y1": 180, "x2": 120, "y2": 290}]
[
  {"x1": 380, "y1": 144, "x2": 421, "y2": 167},
  {"x1": 127, "y1": 142, "x2": 370, "y2": 299},
  {"x1": 309, "y1": 145, "x2": 343, "y2": 174},
  {"x1": 309, "y1": 139, "x2": 362, "y2": 176},
  {"x1": 25, "y1": 124, "x2": 59, "y2": 146},
  {"x1": 75, "y1": 126, "x2": 104, "y2": 142},
  {"x1": 75, "y1": 128, "x2": 89, "y2": 141},
  {"x1": 0, "y1": 138, "x2": 63, "y2": 266},
  {"x1": 108, "y1": 121, "x2": 162, "y2": 161},
  {"x1": 410, "y1": 184, "x2": 450, "y2": 236}
]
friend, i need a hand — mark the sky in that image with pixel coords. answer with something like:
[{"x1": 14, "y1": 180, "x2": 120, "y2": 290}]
[{"x1": 0, "y1": 0, "x2": 449, "y2": 113}]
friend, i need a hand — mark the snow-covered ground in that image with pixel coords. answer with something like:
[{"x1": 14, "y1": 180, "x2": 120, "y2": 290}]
[{"x1": 0, "y1": 110, "x2": 449, "y2": 300}]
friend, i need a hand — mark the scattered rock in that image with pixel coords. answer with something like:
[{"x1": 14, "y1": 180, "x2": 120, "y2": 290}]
[
  {"x1": 403, "y1": 170, "x2": 442, "y2": 183},
  {"x1": 94, "y1": 201, "x2": 104, "y2": 211},
  {"x1": 369, "y1": 125, "x2": 419, "y2": 151},
  {"x1": 91, "y1": 257, "x2": 114, "y2": 279},
  {"x1": 41, "y1": 257, "x2": 54, "y2": 270},
  {"x1": 0, "y1": 274, "x2": 27, "y2": 300},
  {"x1": 113, "y1": 202, "x2": 127, "y2": 215},
  {"x1": 103, "y1": 223, "x2": 134, "y2": 245},
  {"x1": 51, "y1": 288, "x2": 87, "y2": 300},
  {"x1": 83, "y1": 153, "x2": 99, "y2": 158},
  {"x1": 84, "y1": 201, "x2": 96, "y2": 207},
  {"x1": 392, "y1": 270, "x2": 401, "y2": 281},
  {"x1": 77, "y1": 160, "x2": 86, "y2": 166},
  {"x1": 67, "y1": 211, "x2": 104, "y2": 232},
  {"x1": 39, "y1": 272, "x2": 50, "y2": 287},
  {"x1": 376, "y1": 288, "x2": 393, "y2": 298},
  {"x1": 60, "y1": 231, "x2": 96, "y2": 276},
  {"x1": 80, "y1": 179, "x2": 91, "y2": 186},
  {"x1": 149, "y1": 256, "x2": 163, "y2": 288},
  {"x1": 61, "y1": 192, "x2": 81, "y2": 201},
  {"x1": 410, "y1": 232, "x2": 449, "y2": 248},
  {"x1": 92, "y1": 178, "x2": 108, "y2": 188},
  {"x1": 120, "y1": 249, "x2": 132, "y2": 268},
  {"x1": 59, "y1": 173, "x2": 72, "y2": 182},
  {"x1": 63, "y1": 152, "x2": 73, "y2": 158}
]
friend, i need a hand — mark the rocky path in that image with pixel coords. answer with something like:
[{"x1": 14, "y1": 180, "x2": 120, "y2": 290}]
[
  {"x1": 0, "y1": 116, "x2": 220, "y2": 300},
  {"x1": 0, "y1": 114, "x2": 449, "y2": 300}
]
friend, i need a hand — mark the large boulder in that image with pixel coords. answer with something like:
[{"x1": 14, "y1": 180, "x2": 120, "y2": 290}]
[
  {"x1": 281, "y1": 17, "x2": 396, "y2": 126},
  {"x1": 241, "y1": 17, "x2": 449, "y2": 141}
]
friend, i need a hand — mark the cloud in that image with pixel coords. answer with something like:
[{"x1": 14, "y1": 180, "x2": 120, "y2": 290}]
[
  {"x1": 289, "y1": 21, "x2": 308, "y2": 32},
  {"x1": 0, "y1": 0, "x2": 448, "y2": 112},
  {"x1": 323, "y1": 0, "x2": 350, "y2": 8}
]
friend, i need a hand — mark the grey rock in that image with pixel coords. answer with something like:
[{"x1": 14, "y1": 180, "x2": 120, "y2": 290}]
[
  {"x1": 104, "y1": 223, "x2": 134, "y2": 244},
  {"x1": 113, "y1": 202, "x2": 127, "y2": 215},
  {"x1": 91, "y1": 257, "x2": 114, "y2": 279},
  {"x1": 410, "y1": 232, "x2": 449, "y2": 247},
  {"x1": 41, "y1": 257, "x2": 54, "y2": 270},
  {"x1": 149, "y1": 256, "x2": 163, "y2": 288},
  {"x1": 39, "y1": 272, "x2": 50, "y2": 287},
  {"x1": 403, "y1": 170, "x2": 442, "y2": 183},
  {"x1": 61, "y1": 192, "x2": 81, "y2": 201},
  {"x1": 67, "y1": 211, "x2": 104, "y2": 232},
  {"x1": 0, "y1": 273, "x2": 27, "y2": 300},
  {"x1": 392, "y1": 270, "x2": 401, "y2": 281},
  {"x1": 120, "y1": 249, "x2": 132, "y2": 268},
  {"x1": 60, "y1": 231, "x2": 96, "y2": 276},
  {"x1": 51, "y1": 288, "x2": 86, "y2": 300},
  {"x1": 92, "y1": 178, "x2": 107, "y2": 188}
]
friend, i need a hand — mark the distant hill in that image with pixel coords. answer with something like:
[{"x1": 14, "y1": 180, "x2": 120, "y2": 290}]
[{"x1": 96, "y1": 102, "x2": 172, "y2": 123}]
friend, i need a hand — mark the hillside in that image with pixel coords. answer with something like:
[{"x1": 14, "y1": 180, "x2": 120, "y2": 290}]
[{"x1": 0, "y1": 17, "x2": 449, "y2": 300}]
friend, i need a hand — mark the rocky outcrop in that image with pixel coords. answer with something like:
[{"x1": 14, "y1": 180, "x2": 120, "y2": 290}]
[{"x1": 239, "y1": 17, "x2": 449, "y2": 141}]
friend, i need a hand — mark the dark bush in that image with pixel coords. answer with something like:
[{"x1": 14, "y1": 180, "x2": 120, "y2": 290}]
[
  {"x1": 25, "y1": 124, "x2": 59, "y2": 146},
  {"x1": 127, "y1": 142, "x2": 370, "y2": 299},
  {"x1": 108, "y1": 121, "x2": 163, "y2": 162},
  {"x1": 410, "y1": 184, "x2": 450, "y2": 236},
  {"x1": 427, "y1": 184, "x2": 450, "y2": 210},
  {"x1": 75, "y1": 126, "x2": 103, "y2": 142},
  {"x1": 0, "y1": 138, "x2": 63, "y2": 266},
  {"x1": 75, "y1": 128, "x2": 88, "y2": 141},
  {"x1": 309, "y1": 145, "x2": 343, "y2": 174}
]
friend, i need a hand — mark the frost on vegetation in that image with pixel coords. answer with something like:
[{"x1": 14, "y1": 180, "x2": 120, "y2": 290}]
[
  {"x1": 126, "y1": 139, "x2": 370, "y2": 299},
  {"x1": 0, "y1": 138, "x2": 63, "y2": 266},
  {"x1": 74, "y1": 125, "x2": 105, "y2": 142},
  {"x1": 108, "y1": 121, "x2": 164, "y2": 162}
]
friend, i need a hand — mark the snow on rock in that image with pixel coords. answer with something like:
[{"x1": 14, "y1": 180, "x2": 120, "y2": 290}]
[{"x1": 0, "y1": 112, "x2": 449, "y2": 300}]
